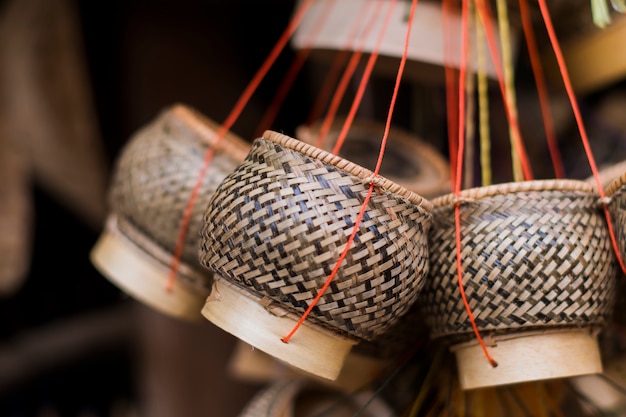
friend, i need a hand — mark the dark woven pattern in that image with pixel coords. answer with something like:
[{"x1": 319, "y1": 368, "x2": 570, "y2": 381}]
[
  {"x1": 199, "y1": 132, "x2": 433, "y2": 341},
  {"x1": 420, "y1": 180, "x2": 618, "y2": 343},
  {"x1": 109, "y1": 107, "x2": 246, "y2": 282}
]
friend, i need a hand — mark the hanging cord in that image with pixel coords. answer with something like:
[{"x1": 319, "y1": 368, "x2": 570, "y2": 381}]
[
  {"x1": 474, "y1": 0, "x2": 533, "y2": 181},
  {"x1": 443, "y1": 0, "x2": 459, "y2": 189},
  {"x1": 313, "y1": 0, "x2": 383, "y2": 148},
  {"x1": 475, "y1": 3, "x2": 492, "y2": 187},
  {"x1": 496, "y1": 0, "x2": 523, "y2": 182},
  {"x1": 537, "y1": 0, "x2": 626, "y2": 275},
  {"x1": 463, "y1": 3, "x2": 476, "y2": 191},
  {"x1": 518, "y1": 0, "x2": 565, "y2": 179},
  {"x1": 454, "y1": 0, "x2": 498, "y2": 368},
  {"x1": 331, "y1": 0, "x2": 402, "y2": 155},
  {"x1": 253, "y1": 0, "x2": 339, "y2": 138},
  {"x1": 282, "y1": 0, "x2": 415, "y2": 343},
  {"x1": 166, "y1": 0, "x2": 316, "y2": 290},
  {"x1": 305, "y1": 48, "x2": 351, "y2": 126},
  {"x1": 305, "y1": 2, "x2": 376, "y2": 128}
]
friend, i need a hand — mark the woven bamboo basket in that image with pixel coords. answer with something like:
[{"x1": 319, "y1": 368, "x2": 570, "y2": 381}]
[
  {"x1": 419, "y1": 179, "x2": 618, "y2": 389},
  {"x1": 199, "y1": 130, "x2": 433, "y2": 380},
  {"x1": 90, "y1": 104, "x2": 250, "y2": 320},
  {"x1": 296, "y1": 118, "x2": 450, "y2": 199}
]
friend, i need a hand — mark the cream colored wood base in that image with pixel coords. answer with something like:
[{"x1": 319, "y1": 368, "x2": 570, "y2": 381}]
[
  {"x1": 229, "y1": 339, "x2": 388, "y2": 392},
  {"x1": 452, "y1": 329, "x2": 603, "y2": 390},
  {"x1": 90, "y1": 218, "x2": 208, "y2": 321},
  {"x1": 203, "y1": 276, "x2": 359, "y2": 381}
]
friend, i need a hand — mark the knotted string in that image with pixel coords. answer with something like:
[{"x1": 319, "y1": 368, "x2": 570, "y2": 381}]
[{"x1": 283, "y1": 0, "x2": 417, "y2": 343}]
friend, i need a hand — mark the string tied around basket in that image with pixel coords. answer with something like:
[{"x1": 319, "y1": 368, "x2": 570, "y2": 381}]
[{"x1": 282, "y1": 0, "x2": 417, "y2": 344}]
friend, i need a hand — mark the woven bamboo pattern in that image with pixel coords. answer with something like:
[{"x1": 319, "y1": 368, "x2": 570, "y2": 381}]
[
  {"x1": 109, "y1": 104, "x2": 250, "y2": 290},
  {"x1": 199, "y1": 130, "x2": 433, "y2": 341},
  {"x1": 420, "y1": 179, "x2": 618, "y2": 343}
]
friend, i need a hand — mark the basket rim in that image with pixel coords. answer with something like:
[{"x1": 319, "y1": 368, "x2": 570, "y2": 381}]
[
  {"x1": 431, "y1": 178, "x2": 597, "y2": 207},
  {"x1": 605, "y1": 170, "x2": 626, "y2": 197},
  {"x1": 262, "y1": 130, "x2": 433, "y2": 210},
  {"x1": 295, "y1": 117, "x2": 450, "y2": 196},
  {"x1": 168, "y1": 103, "x2": 251, "y2": 161}
]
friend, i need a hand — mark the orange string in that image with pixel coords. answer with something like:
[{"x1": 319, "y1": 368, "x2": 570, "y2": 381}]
[
  {"x1": 537, "y1": 0, "x2": 626, "y2": 274},
  {"x1": 313, "y1": 0, "x2": 382, "y2": 148},
  {"x1": 167, "y1": 0, "x2": 316, "y2": 290},
  {"x1": 282, "y1": 0, "x2": 416, "y2": 343},
  {"x1": 474, "y1": 0, "x2": 533, "y2": 182},
  {"x1": 332, "y1": 0, "x2": 399, "y2": 155},
  {"x1": 253, "y1": 0, "x2": 338, "y2": 138},
  {"x1": 305, "y1": 49, "x2": 351, "y2": 127},
  {"x1": 518, "y1": 0, "x2": 565, "y2": 179},
  {"x1": 455, "y1": 0, "x2": 498, "y2": 367},
  {"x1": 443, "y1": 0, "x2": 459, "y2": 190}
]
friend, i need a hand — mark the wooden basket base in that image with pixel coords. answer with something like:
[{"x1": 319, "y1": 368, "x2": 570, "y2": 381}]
[
  {"x1": 90, "y1": 218, "x2": 208, "y2": 321},
  {"x1": 452, "y1": 329, "x2": 603, "y2": 390},
  {"x1": 203, "y1": 275, "x2": 359, "y2": 381}
]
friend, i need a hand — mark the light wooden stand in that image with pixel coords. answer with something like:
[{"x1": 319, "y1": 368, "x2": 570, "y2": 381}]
[
  {"x1": 452, "y1": 329, "x2": 603, "y2": 390},
  {"x1": 90, "y1": 216, "x2": 209, "y2": 321},
  {"x1": 202, "y1": 275, "x2": 359, "y2": 381}
]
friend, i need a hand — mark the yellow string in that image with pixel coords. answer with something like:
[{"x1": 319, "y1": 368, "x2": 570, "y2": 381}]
[
  {"x1": 464, "y1": 3, "x2": 476, "y2": 191},
  {"x1": 496, "y1": 0, "x2": 521, "y2": 182},
  {"x1": 475, "y1": 1, "x2": 491, "y2": 186},
  {"x1": 407, "y1": 349, "x2": 445, "y2": 417}
]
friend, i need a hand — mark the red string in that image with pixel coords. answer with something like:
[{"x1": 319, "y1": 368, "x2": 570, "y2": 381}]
[
  {"x1": 474, "y1": 0, "x2": 533, "y2": 181},
  {"x1": 537, "y1": 0, "x2": 626, "y2": 274},
  {"x1": 313, "y1": 0, "x2": 382, "y2": 148},
  {"x1": 167, "y1": 0, "x2": 317, "y2": 290},
  {"x1": 454, "y1": 0, "x2": 498, "y2": 368},
  {"x1": 282, "y1": 0, "x2": 415, "y2": 343},
  {"x1": 253, "y1": 0, "x2": 338, "y2": 138},
  {"x1": 518, "y1": 0, "x2": 565, "y2": 179},
  {"x1": 305, "y1": 50, "x2": 351, "y2": 127},
  {"x1": 332, "y1": 0, "x2": 399, "y2": 155},
  {"x1": 443, "y1": 0, "x2": 459, "y2": 190}
]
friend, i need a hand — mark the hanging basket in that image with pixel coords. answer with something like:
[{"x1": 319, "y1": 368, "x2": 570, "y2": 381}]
[
  {"x1": 296, "y1": 117, "x2": 450, "y2": 199},
  {"x1": 420, "y1": 179, "x2": 618, "y2": 389},
  {"x1": 90, "y1": 103, "x2": 251, "y2": 320},
  {"x1": 199, "y1": 130, "x2": 433, "y2": 380}
]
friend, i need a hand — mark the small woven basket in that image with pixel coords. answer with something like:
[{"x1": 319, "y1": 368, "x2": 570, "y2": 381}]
[
  {"x1": 420, "y1": 179, "x2": 618, "y2": 389},
  {"x1": 199, "y1": 130, "x2": 433, "y2": 380},
  {"x1": 296, "y1": 118, "x2": 450, "y2": 199},
  {"x1": 90, "y1": 104, "x2": 250, "y2": 320}
]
